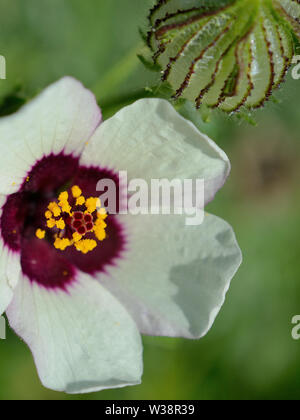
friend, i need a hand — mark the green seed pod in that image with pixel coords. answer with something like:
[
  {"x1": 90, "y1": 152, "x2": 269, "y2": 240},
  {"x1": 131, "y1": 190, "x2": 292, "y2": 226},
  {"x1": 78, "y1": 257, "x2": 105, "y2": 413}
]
[{"x1": 147, "y1": 0, "x2": 300, "y2": 112}]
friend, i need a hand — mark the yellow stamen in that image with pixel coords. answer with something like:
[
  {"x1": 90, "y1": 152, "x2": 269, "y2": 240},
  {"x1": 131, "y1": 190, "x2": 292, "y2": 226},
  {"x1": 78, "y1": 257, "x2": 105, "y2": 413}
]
[
  {"x1": 57, "y1": 191, "x2": 72, "y2": 214},
  {"x1": 37, "y1": 186, "x2": 108, "y2": 255},
  {"x1": 47, "y1": 218, "x2": 56, "y2": 229},
  {"x1": 45, "y1": 210, "x2": 52, "y2": 219},
  {"x1": 54, "y1": 238, "x2": 72, "y2": 251},
  {"x1": 72, "y1": 185, "x2": 82, "y2": 198},
  {"x1": 85, "y1": 197, "x2": 100, "y2": 214},
  {"x1": 48, "y1": 202, "x2": 61, "y2": 217},
  {"x1": 59, "y1": 201, "x2": 71, "y2": 214},
  {"x1": 36, "y1": 229, "x2": 46, "y2": 239},
  {"x1": 95, "y1": 215, "x2": 107, "y2": 226},
  {"x1": 97, "y1": 208, "x2": 107, "y2": 219},
  {"x1": 58, "y1": 191, "x2": 69, "y2": 202},
  {"x1": 76, "y1": 196, "x2": 85, "y2": 206},
  {"x1": 75, "y1": 239, "x2": 97, "y2": 254},
  {"x1": 56, "y1": 218, "x2": 66, "y2": 230},
  {"x1": 72, "y1": 232, "x2": 82, "y2": 243},
  {"x1": 94, "y1": 225, "x2": 106, "y2": 241}
]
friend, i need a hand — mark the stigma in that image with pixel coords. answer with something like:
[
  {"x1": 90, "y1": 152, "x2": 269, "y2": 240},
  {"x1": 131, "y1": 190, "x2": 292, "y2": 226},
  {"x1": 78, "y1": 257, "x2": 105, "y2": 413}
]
[{"x1": 35, "y1": 185, "x2": 107, "y2": 254}]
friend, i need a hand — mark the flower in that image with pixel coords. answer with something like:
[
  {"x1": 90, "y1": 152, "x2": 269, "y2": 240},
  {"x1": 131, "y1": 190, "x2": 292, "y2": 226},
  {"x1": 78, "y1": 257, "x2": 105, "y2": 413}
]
[
  {"x1": 0, "y1": 77, "x2": 242, "y2": 394},
  {"x1": 147, "y1": 0, "x2": 300, "y2": 112}
]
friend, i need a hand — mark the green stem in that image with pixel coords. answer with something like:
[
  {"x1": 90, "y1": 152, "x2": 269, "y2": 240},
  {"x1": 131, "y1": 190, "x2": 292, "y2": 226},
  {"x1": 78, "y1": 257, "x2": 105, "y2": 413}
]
[{"x1": 92, "y1": 42, "x2": 144, "y2": 101}]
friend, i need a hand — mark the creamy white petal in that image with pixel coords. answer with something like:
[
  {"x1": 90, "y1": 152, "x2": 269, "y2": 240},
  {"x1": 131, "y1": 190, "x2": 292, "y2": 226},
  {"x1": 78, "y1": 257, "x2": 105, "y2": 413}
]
[
  {"x1": 0, "y1": 195, "x2": 21, "y2": 315},
  {"x1": 100, "y1": 213, "x2": 242, "y2": 339},
  {"x1": 81, "y1": 98, "x2": 230, "y2": 206},
  {"x1": 0, "y1": 77, "x2": 101, "y2": 195},
  {"x1": 0, "y1": 242, "x2": 21, "y2": 316},
  {"x1": 6, "y1": 273, "x2": 143, "y2": 394}
]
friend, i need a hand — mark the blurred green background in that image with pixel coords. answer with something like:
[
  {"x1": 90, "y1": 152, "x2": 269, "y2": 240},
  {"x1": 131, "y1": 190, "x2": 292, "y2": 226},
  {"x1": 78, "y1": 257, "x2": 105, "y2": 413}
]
[{"x1": 0, "y1": 0, "x2": 300, "y2": 400}]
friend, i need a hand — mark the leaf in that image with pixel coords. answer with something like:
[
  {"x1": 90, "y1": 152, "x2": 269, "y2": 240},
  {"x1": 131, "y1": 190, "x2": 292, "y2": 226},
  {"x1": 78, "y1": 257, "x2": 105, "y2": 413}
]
[
  {"x1": 146, "y1": 0, "x2": 300, "y2": 113},
  {"x1": 0, "y1": 86, "x2": 26, "y2": 117},
  {"x1": 137, "y1": 52, "x2": 161, "y2": 72}
]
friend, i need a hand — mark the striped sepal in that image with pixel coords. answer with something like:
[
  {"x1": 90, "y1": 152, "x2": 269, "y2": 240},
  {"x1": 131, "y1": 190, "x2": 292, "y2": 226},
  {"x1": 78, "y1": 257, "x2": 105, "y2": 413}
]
[{"x1": 147, "y1": 0, "x2": 299, "y2": 113}]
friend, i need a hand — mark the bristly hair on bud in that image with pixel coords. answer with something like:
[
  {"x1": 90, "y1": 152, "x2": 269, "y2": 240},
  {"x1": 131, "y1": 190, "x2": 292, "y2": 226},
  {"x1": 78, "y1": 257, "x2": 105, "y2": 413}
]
[{"x1": 145, "y1": 0, "x2": 300, "y2": 113}]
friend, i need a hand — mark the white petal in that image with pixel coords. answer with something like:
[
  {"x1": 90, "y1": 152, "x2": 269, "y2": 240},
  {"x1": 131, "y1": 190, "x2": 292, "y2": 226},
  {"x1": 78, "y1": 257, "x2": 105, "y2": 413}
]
[
  {"x1": 6, "y1": 273, "x2": 143, "y2": 394},
  {"x1": 0, "y1": 77, "x2": 101, "y2": 195},
  {"x1": 101, "y1": 213, "x2": 242, "y2": 339},
  {"x1": 81, "y1": 98, "x2": 230, "y2": 205},
  {"x1": 0, "y1": 196, "x2": 21, "y2": 315},
  {"x1": 0, "y1": 242, "x2": 21, "y2": 315}
]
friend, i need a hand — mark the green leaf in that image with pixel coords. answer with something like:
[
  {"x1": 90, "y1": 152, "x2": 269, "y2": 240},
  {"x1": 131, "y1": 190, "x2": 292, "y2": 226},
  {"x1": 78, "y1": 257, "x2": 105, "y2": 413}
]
[
  {"x1": 0, "y1": 86, "x2": 27, "y2": 117},
  {"x1": 137, "y1": 52, "x2": 161, "y2": 72},
  {"x1": 146, "y1": 0, "x2": 300, "y2": 113}
]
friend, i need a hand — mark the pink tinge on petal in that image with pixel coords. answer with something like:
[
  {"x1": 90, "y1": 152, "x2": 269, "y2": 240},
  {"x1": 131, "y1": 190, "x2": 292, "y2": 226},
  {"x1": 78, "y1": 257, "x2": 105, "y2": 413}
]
[{"x1": 0, "y1": 153, "x2": 126, "y2": 291}]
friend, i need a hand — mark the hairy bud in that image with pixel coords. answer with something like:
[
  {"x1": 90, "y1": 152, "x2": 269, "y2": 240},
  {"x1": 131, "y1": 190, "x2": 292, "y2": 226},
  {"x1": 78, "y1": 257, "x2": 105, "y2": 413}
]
[{"x1": 147, "y1": 0, "x2": 300, "y2": 112}]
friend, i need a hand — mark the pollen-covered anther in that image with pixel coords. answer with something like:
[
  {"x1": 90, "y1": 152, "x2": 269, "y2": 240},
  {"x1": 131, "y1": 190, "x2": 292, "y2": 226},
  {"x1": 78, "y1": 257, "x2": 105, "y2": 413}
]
[
  {"x1": 58, "y1": 191, "x2": 72, "y2": 215},
  {"x1": 71, "y1": 185, "x2": 82, "y2": 198},
  {"x1": 72, "y1": 232, "x2": 82, "y2": 243},
  {"x1": 56, "y1": 218, "x2": 65, "y2": 230},
  {"x1": 48, "y1": 202, "x2": 61, "y2": 217},
  {"x1": 75, "y1": 239, "x2": 97, "y2": 254},
  {"x1": 76, "y1": 196, "x2": 85, "y2": 206},
  {"x1": 36, "y1": 186, "x2": 108, "y2": 254},
  {"x1": 54, "y1": 237, "x2": 72, "y2": 251},
  {"x1": 36, "y1": 229, "x2": 46, "y2": 239},
  {"x1": 45, "y1": 210, "x2": 52, "y2": 219},
  {"x1": 85, "y1": 197, "x2": 100, "y2": 214},
  {"x1": 47, "y1": 218, "x2": 56, "y2": 229}
]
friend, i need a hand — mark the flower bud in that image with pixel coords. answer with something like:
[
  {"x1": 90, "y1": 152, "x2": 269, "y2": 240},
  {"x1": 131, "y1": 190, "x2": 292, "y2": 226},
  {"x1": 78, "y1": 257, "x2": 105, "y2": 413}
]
[{"x1": 147, "y1": 0, "x2": 300, "y2": 112}]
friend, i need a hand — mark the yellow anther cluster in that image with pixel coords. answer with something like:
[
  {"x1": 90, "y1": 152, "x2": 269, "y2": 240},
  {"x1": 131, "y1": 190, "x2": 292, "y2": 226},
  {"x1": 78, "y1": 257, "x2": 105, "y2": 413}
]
[
  {"x1": 85, "y1": 197, "x2": 100, "y2": 214},
  {"x1": 71, "y1": 185, "x2": 82, "y2": 198},
  {"x1": 72, "y1": 232, "x2": 82, "y2": 242},
  {"x1": 47, "y1": 218, "x2": 56, "y2": 229},
  {"x1": 94, "y1": 213, "x2": 107, "y2": 241},
  {"x1": 35, "y1": 229, "x2": 46, "y2": 239},
  {"x1": 59, "y1": 191, "x2": 68, "y2": 202},
  {"x1": 54, "y1": 237, "x2": 72, "y2": 251},
  {"x1": 45, "y1": 210, "x2": 52, "y2": 219},
  {"x1": 56, "y1": 218, "x2": 65, "y2": 230},
  {"x1": 76, "y1": 196, "x2": 85, "y2": 206},
  {"x1": 74, "y1": 239, "x2": 97, "y2": 254},
  {"x1": 48, "y1": 202, "x2": 61, "y2": 217},
  {"x1": 58, "y1": 191, "x2": 71, "y2": 215},
  {"x1": 35, "y1": 185, "x2": 108, "y2": 255}
]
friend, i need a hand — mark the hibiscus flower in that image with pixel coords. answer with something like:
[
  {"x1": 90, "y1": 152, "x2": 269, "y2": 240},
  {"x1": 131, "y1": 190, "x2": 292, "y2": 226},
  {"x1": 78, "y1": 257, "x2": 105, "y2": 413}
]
[{"x1": 0, "y1": 77, "x2": 242, "y2": 394}]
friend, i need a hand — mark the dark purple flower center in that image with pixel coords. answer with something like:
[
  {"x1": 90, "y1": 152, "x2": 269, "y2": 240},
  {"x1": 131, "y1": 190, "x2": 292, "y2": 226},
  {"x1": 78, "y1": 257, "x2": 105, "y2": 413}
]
[{"x1": 1, "y1": 154, "x2": 125, "y2": 291}]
